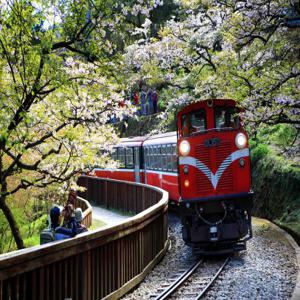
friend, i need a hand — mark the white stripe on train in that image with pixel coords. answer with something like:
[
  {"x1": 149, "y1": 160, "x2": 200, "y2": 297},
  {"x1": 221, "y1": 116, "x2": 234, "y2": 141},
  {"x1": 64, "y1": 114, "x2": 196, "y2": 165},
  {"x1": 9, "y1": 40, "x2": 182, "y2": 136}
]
[{"x1": 179, "y1": 148, "x2": 249, "y2": 189}]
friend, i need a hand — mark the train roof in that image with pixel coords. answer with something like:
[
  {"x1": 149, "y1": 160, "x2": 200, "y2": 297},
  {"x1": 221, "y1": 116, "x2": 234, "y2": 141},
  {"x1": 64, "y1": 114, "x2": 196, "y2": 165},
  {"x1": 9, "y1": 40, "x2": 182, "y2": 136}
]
[
  {"x1": 178, "y1": 99, "x2": 237, "y2": 116},
  {"x1": 143, "y1": 131, "x2": 177, "y2": 146},
  {"x1": 116, "y1": 135, "x2": 148, "y2": 147},
  {"x1": 116, "y1": 131, "x2": 177, "y2": 148}
]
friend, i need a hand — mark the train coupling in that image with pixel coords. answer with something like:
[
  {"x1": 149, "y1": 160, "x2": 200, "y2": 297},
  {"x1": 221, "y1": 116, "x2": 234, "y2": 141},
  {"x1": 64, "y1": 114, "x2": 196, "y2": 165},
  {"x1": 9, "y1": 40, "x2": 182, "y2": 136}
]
[{"x1": 209, "y1": 225, "x2": 219, "y2": 242}]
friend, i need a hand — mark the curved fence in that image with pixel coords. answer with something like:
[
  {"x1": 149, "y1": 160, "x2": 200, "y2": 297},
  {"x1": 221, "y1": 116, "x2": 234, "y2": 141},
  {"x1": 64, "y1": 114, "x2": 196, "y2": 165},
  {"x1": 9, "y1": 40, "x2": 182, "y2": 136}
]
[
  {"x1": 76, "y1": 195, "x2": 93, "y2": 228},
  {"x1": 0, "y1": 175, "x2": 169, "y2": 300}
]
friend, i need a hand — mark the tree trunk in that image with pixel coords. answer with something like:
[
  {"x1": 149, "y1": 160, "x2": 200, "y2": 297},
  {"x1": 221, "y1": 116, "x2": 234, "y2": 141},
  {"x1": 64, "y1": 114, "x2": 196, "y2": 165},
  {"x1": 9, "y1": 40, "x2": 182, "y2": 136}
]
[{"x1": 0, "y1": 198, "x2": 25, "y2": 250}]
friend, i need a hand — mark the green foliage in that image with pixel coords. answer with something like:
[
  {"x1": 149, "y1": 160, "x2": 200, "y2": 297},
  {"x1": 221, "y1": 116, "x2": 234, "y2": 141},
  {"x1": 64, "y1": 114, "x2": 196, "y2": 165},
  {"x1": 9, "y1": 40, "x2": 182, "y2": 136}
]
[
  {"x1": 24, "y1": 214, "x2": 48, "y2": 248},
  {"x1": 255, "y1": 124, "x2": 297, "y2": 148},
  {"x1": 270, "y1": 125, "x2": 297, "y2": 149},
  {"x1": 251, "y1": 141, "x2": 300, "y2": 238},
  {"x1": 250, "y1": 143, "x2": 271, "y2": 164},
  {"x1": 0, "y1": 200, "x2": 48, "y2": 253}
]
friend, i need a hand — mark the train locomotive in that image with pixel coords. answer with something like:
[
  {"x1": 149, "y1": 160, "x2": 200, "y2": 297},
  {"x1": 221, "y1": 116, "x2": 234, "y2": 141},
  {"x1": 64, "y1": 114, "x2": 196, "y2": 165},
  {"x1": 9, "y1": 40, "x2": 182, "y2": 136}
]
[{"x1": 94, "y1": 99, "x2": 253, "y2": 253}]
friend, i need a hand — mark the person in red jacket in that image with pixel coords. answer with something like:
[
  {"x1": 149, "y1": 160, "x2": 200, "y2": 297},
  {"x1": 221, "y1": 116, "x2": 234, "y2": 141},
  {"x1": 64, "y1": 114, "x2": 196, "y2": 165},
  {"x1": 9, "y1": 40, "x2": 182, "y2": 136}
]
[{"x1": 133, "y1": 91, "x2": 140, "y2": 115}]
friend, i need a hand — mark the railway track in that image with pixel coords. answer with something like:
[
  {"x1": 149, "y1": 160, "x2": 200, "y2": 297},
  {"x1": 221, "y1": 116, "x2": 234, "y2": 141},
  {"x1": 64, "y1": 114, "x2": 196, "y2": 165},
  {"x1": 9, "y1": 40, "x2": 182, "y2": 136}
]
[{"x1": 152, "y1": 257, "x2": 229, "y2": 300}]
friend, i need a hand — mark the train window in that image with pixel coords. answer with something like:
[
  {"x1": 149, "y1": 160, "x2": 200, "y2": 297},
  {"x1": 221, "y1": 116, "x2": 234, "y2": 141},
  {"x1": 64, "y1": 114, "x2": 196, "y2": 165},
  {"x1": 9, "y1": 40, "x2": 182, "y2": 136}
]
[
  {"x1": 147, "y1": 147, "x2": 151, "y2": 169},
  {"x1": 158, "y1": 147, "x2": 162, "y2": 170},
  {"x1": 111, "y1": 148, "x2": 117, "y2": 161},
  {"x1": 151, "y1": 147, "x2": 155, "y2": 170},
  {"x1": 118, "y1": 148, "x2": 125, "y2": 167},
  {"x1": 126, "y1": 148, "x2": 133, "y2": 168},
  {"x1": 148, "y1": 147, "x2": 152, "y2": 170},
  {"x1": 172, "y1": 144, "x2": 177, "y2": 171},
  {"x1": 153, "y1": 147, "x2": 157, "y2": 170},
  {"x1": 181, "y1": 109, "x2": 206, "y2": 137},
  {"x1": 162, "y1": 146, "x2": 167, "y2": 171},
  {"x1": 159, "y1": 146, "x2": 163, "y2": 170},
  {"x1": 150, "y1": 147, "x2": 154, "y2": 170},
  {"x1": 146, "y1": 147, "x2": 150, "y2": 169},
  {"x1": 167, "y1": 145, "x2": 172, "y2": 171},
  {"x1": 144, "y1": 147, "x2": 149, "y2": 168},
  {"x1": 156, "y1": 146, "x2": 161, "y2": 170},
  {"x1": 214, "y1": 107, "x2": 240, "y2": 129},
  {"x1": 151, "y1": 146, "x2": 156, "y2": 170},
  {"x1": 147, "y1": 147, "x2": 150, "y2": 169}
]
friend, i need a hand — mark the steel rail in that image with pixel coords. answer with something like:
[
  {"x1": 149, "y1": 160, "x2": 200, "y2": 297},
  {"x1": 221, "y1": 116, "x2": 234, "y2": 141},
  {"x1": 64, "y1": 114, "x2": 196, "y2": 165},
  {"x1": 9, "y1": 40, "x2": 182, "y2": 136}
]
[
  {"x1": 195, "y1": 257, "x2": 230, "y2": 300},
  {"x1": 155, "y1": 259, "x2": 204, "y2": 300},
  {"x1": 154, "y1": 257, "x2": 229, "y2": 300}
]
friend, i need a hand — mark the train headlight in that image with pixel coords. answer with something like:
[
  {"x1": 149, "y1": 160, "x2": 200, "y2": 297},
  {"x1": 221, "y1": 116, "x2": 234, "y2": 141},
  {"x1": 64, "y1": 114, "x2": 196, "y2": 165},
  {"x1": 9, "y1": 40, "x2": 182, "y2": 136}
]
[
  {"x1": 179, "y1": 140, "x2": 190, "y2": 156},
  {"x1": 184, "y1": 179, "x2": 190, "y2": 187},
  {"x1": 235, "y1": 133, "x2": 247, "y2": 149}
]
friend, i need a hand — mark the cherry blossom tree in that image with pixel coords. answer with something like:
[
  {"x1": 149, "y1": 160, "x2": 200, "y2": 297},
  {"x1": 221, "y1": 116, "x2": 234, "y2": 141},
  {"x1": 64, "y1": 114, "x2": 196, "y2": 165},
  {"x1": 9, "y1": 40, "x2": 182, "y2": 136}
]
[
  {"x1": 0, "y1": 0, "x2": 163, "y2": 249},
  {"x1": 123, "y1": 0, "x2": 299, "y2": 129}
]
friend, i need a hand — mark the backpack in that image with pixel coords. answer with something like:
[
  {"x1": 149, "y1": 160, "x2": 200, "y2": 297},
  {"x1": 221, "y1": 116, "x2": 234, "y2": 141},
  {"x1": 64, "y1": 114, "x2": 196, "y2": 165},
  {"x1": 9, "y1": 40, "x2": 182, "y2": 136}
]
[{"x1": 40, "y1": 227, "x2": 55, "y2": 245}]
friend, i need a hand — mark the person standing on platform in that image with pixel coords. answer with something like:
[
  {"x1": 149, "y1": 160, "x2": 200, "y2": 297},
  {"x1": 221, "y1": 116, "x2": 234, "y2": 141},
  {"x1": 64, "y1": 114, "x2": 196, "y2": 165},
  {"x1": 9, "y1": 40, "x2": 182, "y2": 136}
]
[
  {"x1": 152, "y1": 88, "x2": 158, "y2": 114},
  {"x1": 133, "y1": 91, "x2": 140, "y2": 115},
  {"x1": 140, "y1": 89, "x2": 147, "y2": 115},
  {"x1": 147, "y1": 88, "x2": 153, "y2": 115}
]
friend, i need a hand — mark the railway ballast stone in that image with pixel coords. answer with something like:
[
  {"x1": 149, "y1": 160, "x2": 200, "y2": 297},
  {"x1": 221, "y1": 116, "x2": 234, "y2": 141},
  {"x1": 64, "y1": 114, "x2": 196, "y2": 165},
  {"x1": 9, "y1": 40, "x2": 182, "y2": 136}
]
[{"x1": 122, "y1": 214, "x2": 298, "y2": 300}]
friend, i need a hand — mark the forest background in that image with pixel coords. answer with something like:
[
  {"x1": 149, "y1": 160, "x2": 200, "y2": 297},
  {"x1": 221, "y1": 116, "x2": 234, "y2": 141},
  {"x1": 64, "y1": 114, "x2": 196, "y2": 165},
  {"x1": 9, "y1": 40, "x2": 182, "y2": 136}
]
[{"x1": 0, "y1": 0, "x2": 299, "y2": 253}]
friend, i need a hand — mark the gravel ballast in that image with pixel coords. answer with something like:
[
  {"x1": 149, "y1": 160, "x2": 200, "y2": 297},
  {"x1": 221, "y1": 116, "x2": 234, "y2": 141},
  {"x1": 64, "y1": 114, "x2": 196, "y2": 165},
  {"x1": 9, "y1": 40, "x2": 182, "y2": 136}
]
[{"x1": 122, "y1": 213, "x2": 298, "y2": 300}]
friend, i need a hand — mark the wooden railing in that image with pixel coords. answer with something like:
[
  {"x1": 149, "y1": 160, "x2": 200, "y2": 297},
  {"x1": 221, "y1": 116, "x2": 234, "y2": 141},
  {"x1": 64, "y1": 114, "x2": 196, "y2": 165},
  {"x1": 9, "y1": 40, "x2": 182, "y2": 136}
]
[
  {"x1": 0, "y1": 175, "x2": 169, "y2": 300},
  {"x1": 76, "y1": 196, "x2": 93, "y2": 228}
]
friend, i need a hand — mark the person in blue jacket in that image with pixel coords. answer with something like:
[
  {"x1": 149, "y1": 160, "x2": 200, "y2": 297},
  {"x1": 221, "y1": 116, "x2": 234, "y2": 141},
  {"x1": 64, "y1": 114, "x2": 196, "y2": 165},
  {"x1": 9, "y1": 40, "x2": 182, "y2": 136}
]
[{"x1": 50, "y1": 206, "x2": 62, "y2": 230}]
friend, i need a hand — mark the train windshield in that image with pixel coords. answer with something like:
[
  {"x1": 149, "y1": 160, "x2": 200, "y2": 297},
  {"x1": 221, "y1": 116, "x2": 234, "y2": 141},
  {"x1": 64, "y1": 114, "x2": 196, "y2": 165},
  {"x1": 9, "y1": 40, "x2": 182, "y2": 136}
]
[
  {"x1": 181, "y1": 109, "x2": 206, "y2": 137},
  {"x1": 214, "y1": 107, "x2": 240, "y2": 129}
]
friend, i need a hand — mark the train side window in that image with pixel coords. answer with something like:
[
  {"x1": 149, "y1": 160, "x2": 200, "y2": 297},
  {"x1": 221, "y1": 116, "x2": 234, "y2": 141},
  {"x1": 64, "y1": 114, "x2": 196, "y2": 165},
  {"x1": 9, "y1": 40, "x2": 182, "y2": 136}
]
[
  {"x1": 148, "y1": 147, "x2": 151, "y2": 169},
  {"x1": 151, "y1": 147, "x2": 154, "y2": 170},
  {"x1": 167, "y1": 145, "x2": 172, "y2": 172},
  {"x1": 162, "y1": 146, "x2": 167, "y2": 171},
  {"x1": 149, "y1": 146, "x2": 153, "y2": 170},
  {"x1": 153, "y1": 147, "x2": 156, "y2": 170},
  {"x1": 157, "y1": 146, "x2": 161, "y2": 170},
  {"x1": 144, "y1": 147, "x2": 148, "y2": 168},
  {"x1": 112, "y1": 148, "x2": 117, "y2": 161},
  {"x1": 147, "y1": 147, "x2": 151, "y2": 169},
  {"x1": 153, "y1": 147, "x2": 157, "y2": 170},
  {"x1": 156, "y1": 146, "x2": 160, "y2": 170},
  {"x1": 118, "y1": 148, "x2": 125, "y2": 167},
  {"x1": 172, "y1": 144, "x2": 177, "y2": 171},
  {"x1": 152, "y1": 147, "x2": 155, "y2": 170},
  {"x1": 126, "y1": 148, "x2": 133, "y2": 168},
  {"x1": 155, "y1": 146, "x2": 159, "y2": 170},
  {"x1": 214, "y1": 107, "x2": 240, "y2": 129},
  {"x1": 155, "y1": 146, "x2": 160, "y2": 170},
  {"x1": 165, "y1": 146, "x2": 169, "y2": 171}
]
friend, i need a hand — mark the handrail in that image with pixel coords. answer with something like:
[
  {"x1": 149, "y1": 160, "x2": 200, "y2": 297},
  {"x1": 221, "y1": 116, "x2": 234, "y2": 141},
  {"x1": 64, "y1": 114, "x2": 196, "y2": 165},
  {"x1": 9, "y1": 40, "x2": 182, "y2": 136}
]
[
  {"x1": 0, "y1": 176, "x2": 169, "y2": 300},
  {"x1": 76, "y1": 195, "x2": 93, "y2": 228}
]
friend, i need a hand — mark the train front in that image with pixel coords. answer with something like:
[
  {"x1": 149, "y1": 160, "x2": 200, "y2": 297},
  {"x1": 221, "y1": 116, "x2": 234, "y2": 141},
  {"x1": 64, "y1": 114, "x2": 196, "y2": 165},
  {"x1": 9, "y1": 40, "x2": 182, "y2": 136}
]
[{"x1": 177, "y1": 99, "x2": 253, "y2": 253}]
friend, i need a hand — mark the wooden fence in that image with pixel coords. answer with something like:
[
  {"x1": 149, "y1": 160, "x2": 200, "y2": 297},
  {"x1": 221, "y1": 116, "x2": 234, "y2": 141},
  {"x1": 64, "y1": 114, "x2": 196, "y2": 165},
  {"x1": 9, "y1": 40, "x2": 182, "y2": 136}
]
[
  {"x1": 76, "y1": 195, "x2": 92, "y2": 228},
  {"x1": 0, "y1": 176, "x2": 169, "y2": 300}
]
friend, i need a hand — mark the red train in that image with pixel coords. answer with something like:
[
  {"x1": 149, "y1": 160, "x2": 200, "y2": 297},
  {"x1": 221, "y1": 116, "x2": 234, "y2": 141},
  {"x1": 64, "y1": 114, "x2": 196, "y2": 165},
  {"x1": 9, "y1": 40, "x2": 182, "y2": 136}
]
[{"x1": 94, "y1": 99, "x2": 253, "y2": 253}]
